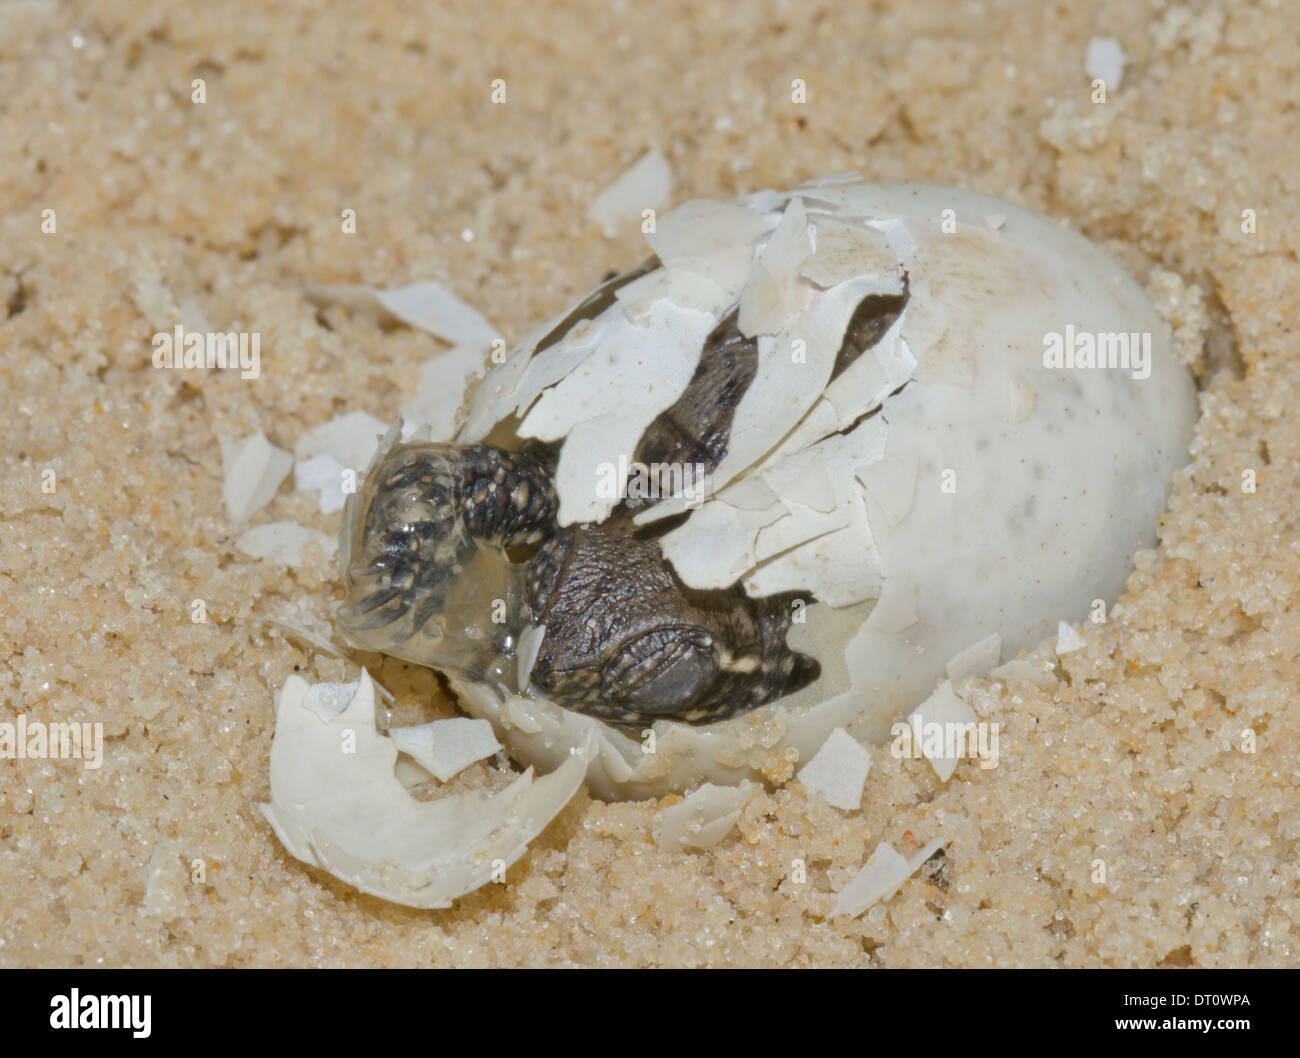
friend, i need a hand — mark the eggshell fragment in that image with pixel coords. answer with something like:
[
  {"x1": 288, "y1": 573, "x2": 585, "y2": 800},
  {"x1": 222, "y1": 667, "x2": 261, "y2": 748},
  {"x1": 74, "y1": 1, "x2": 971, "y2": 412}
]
[
  {"x1": 586, "y1": 146, "x2": 673, "y2": 236},
  {"x1": 236, "y1": 522, "x2": 336, "y2": 567},
  {"x1": 616, "y1": 267, "x2": 729, "y2": 317},
  {"x1": 643, "y1": 198, "x2": 769, "y2": 301},
  {"x1": 220, "y1": 432, "x2": 292, "y2": 523},
  {"x1": 294, "y1": 410, "x2": 388, "y2": 475},
  {"x1": 261, "y1": 671, "x2": 593, "y2": 909},
  {"x1": 654, "y1": 782, "x2": 755, "y2": 850},
  {"x1": 797, "y1": 727, "x2": 872, "y2": 810},
  {"x1": 402, "y1": 344, "x2": 493, "y2": 440},
  {"x1": 1085, "y1": 36, "x2": 1126, "y2": 91},
  {"x1": 306, "y1": 280, "x2": 496, "y2": 349},
  {"x1": 704, "y1": 274, "x2": 886, "y2": 498},
  {"x1": 831, "y1": 842, "x2": 911, "y2": 917},
  {"x1": 301, "y1": 681, "x2": 357, "y2": 721},
  {"x1": 800, "y1": 215, "x2": 900, "y2": 290},
  {"x1": 294, "y1": 453, "x2": 349, "y2": 514},
  {"x1": 306, "y1": 282, "x2": 496, "y2": 440},
  {"x1": 516, "y1": 624, "x2": 546, "y2": 692},
  {"x1": 508, "y1": 318, "x2": 609, "y2": 422},
  {"x1": 832, "y1": 837, "x2": 947, "y2": 918},
  {"x1": 1056, "y1": 621, "x2": 1088, "y2": 655},
  {"x1": 521, "y1": 298, "x2": 716, "y2": 525},
  {"x1": 989, "y1": 658, "x2": 1056, "y2": 687},
  {"x1": 906, "y1": 680, "x2": 977, "y2": 783},
  {"x1": 737, "y1": 196, "x2": 814, "y2": 337},
  {"x1": 388, "y1": 718, "x2": 502, "y2": 782}
]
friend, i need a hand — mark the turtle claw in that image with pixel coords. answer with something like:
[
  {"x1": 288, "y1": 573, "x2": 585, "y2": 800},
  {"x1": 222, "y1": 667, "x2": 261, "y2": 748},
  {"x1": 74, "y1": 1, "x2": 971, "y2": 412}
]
[{"x1": 340, "y1": 584, "x2": 403, "y2": 617}]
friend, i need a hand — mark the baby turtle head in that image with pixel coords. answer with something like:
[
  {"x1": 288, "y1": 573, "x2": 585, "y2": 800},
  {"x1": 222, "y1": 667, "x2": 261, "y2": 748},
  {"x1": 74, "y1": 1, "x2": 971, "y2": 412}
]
[{"x1": 524, "y1": 523, "x2": 820, "y2": 724}]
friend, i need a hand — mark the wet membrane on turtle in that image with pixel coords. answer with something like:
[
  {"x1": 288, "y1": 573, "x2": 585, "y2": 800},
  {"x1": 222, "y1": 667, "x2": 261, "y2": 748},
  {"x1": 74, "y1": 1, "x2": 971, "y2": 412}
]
[{"x1": 339, "y1": 266, "x2": 910, "y2": 725}]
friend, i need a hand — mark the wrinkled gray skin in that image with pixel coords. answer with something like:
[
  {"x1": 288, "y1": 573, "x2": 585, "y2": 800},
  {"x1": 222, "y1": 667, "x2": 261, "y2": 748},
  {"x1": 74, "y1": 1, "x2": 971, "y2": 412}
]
[{"x1": 340, "y1": 263, "x2": 908, "y2": 726}]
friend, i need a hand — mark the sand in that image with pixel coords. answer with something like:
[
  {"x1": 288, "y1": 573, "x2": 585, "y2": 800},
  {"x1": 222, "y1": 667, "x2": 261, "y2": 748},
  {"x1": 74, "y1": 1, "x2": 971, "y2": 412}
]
[{"x1": 1, "y1": 0, "x2": 1296, "y2": 967}]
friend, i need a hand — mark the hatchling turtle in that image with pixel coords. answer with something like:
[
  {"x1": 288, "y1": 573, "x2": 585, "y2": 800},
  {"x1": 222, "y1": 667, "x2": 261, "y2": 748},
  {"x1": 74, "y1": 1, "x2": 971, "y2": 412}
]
[{"x1": 334, "y1": 176, "x2": 1198, "y2": 801}]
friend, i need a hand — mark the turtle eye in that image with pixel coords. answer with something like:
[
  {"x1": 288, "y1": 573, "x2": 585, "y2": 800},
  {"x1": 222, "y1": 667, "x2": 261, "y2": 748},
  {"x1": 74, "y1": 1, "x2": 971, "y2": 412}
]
[{"x1": 602, "y1": 627, "x2": 719, "y2": 716}]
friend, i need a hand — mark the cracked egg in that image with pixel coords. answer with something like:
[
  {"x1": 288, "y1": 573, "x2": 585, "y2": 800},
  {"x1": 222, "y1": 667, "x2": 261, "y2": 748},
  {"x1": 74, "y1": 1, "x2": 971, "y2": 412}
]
[{"x1": 330, "y1": 177, "x2": 1198, "y2": 802}]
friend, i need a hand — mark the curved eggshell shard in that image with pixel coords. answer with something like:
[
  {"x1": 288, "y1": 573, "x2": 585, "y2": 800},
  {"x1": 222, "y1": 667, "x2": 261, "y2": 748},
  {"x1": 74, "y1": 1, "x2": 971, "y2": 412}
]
[
  {"x1": 653, "y1": 781, "x2": 756, "y2": 850},
  {"x1": 346, "y1": 182, "x2": 1198, "y2": 800},
  {"x1": 260, "y1": 671, "x2": 594, "y2": 908},
  {"x1": 523, "y1": 297, "x2": 717, "y2": 525}
]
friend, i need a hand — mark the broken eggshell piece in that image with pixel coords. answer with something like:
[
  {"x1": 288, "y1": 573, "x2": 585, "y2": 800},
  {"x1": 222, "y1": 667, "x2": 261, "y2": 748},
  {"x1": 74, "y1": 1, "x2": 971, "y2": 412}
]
[
  {"x1": 341, "y1": 179, "x2": 1197, "y2": 802},
  {"x1": 260, "y1": 670, "x2": 593, "y2": 909}
]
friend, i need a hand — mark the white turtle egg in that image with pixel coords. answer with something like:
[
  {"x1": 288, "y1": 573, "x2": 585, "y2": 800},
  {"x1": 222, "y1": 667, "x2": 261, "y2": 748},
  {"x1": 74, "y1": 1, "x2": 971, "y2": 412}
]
[{"x1": 344, "y1": 178, "x2": 1198, "y2": 802}]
